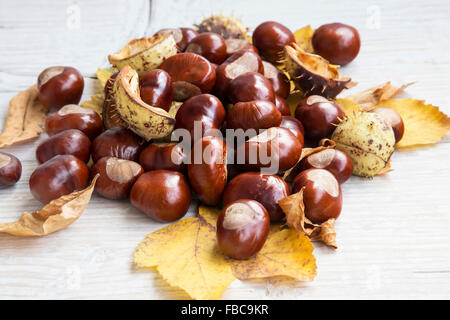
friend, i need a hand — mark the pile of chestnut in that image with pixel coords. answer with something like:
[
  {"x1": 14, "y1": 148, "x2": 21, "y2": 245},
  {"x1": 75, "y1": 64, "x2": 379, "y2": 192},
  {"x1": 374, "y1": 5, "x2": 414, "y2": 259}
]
[{"x1": 1, "y1": 18, "x2": 405, "y2": 260}]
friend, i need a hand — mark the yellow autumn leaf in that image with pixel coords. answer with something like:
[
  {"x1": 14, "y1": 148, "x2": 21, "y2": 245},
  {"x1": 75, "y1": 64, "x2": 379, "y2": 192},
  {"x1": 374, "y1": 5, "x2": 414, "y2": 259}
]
[
  {"x1": 335, "y1": 98, "x2": 361, "y2": 116},
  {"x1": 229, "y1": 226, "x2": 317, "y2": 280},
  {"x1": 80, "y1": 93, "x2": 104, "y2": 116},
  {"x1": 134, "y1": 207, "x2": 235, "y2": 300},
  {"x1": 286, "y1": 91, "x2": 305, "y2": 115},
  {"x1": 96, "y1": 67, "x2": 116, "y2": 89},
  {"x1": 375, "y1": 99, "x2": 450, "y2": 148},
  {"x1": 294, "y1": 25, "x2": 315, "y2": 53}
]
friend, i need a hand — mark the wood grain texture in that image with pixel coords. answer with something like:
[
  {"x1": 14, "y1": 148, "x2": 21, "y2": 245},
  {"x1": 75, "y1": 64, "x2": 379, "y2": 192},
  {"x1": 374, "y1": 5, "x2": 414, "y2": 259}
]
[{"x1": 0, "y1": 0, "x2": 449, "y2": 299}]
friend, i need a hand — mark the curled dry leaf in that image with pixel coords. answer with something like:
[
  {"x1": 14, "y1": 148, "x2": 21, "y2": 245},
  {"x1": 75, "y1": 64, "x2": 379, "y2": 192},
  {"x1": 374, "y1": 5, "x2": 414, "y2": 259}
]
[
  {"x1": 283, "y1": 139, "x2": 336, "y2": 181},
  {"x1": 0, "y1": 85, "x2": 48, "y2": 148},
  {"x1": 0, "y1": 175, "x2": 98, "y2": 236},
  {"x1": 134, "y1": 205, "x2": 317, "y2": 299},
  {"x1": 375, "y1": 99, "x2": 450, "y2": 149},
  {"x1": 346, "y1": 82, "x2": 414, "y2": 111},
  {"x1": 293, "y1": 25, "x2": 315, "y2": 53},
  {"x1": 134, "y1": 207, "x2": 235, "y2": 300},
  {"x1": 278, "y1": 189, "x2": 338, "y2": 249}
]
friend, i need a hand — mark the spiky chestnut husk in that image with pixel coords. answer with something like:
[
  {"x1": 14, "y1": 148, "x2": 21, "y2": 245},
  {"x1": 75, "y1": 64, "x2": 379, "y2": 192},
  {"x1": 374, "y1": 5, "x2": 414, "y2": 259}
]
[
  {"x1": 196, "y1": 14, "x2": 248, "y2": 39},
  {"x1": 108, "y1": 35, "x2": 177, "y2": 76},
  {"x1": 102, "y1": 72, "x2": 127, "y2": 129},
  {"x1": 284, "y1": 43, "x2": 353, "y2": 98},
  {"x1": 331, "y1": 112, "x2": 395, "y2": 177}
]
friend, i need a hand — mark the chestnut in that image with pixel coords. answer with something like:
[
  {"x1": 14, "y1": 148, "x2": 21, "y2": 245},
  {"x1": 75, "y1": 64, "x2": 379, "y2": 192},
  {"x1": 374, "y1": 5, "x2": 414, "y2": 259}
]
[
  {"x1": 226, "y1": 100, "x2": 282, "y2": 131},
  {"x1": 92, "y1": 127, "x2": 143, "y2": 163},
  {"x1": 45, "y1": 104, "x2": 103, "y2": 140},
  {"x1": 295, "y1": 95, "x2": 345, "y2": 141},
  {"x1": 292, "y1": 168, "x2": 343, "y2": 224},
  {"x1": 175, "y1": 94, "x2": 226, "y2": 140},
  {"x1": 252, "y1": 21, "x2": 295, "y2": 63},
  {"x1": 187, "y1": 136, "x2": 227, "y2": 206},
  {"x1": 262, "y1": 61, "x2": 290, "y2": 99},
  {"x1": 36, "y1": 129, "x2": 91, "y2": 164},
  {"x1": 274, "y1": 95, "x2": 291, "y2": 116},
  {"x1": 130, "y1": 170, "x2": 191, "y2": 222},
  {"x1": 214, "y1": 50, "x2": 264, "y2": 99},
  {"x1": 160, "y1": 53, "x2": 216, "y2": 93},
  {"x1": 217, "y1": 199, "x2": 270, "y2": 259},
  {"x1": 139, "y1": 69, "x2": 173, "y2": 111},
  {"x1": 185, "y1": 32, "x2": 227, "y2": 64},
  {"x1": 312, "y1": 22, "x2": 360, "y2": 65},
  {"x1": 0, "y1": 152, "x2": 22, "y2": 188},
  {"x1": 225, "y1": 38, "x2": 258, "y2": 57},
  {"x1": 223, "y1": 172, "x2": 290, "y2": 222},
  {"x1": 37, "y1": 66, "x2": 84, "y2": 111},
  {"x1": 370, "y1": 107, "x2": 405, "y2": 142},
  {"x1": 228, "y1": 72, "x2": 275, "y2": 104},
  {"x1": 155, "y1": 27, "x2": 198, "y2": 51},
  {"x1": 91, "y1": 157, "x2": 143, "y2": 199},
  {"x1": 29, "y1": 154, "x2": 89, "y2": 204},
  {"x1": 299, "y1": 149, "x2": 353, "y2": 184},
  {"x1": 237, "y1": 127, "x2": 302, "y2": 173},
  {"x1": 280, "y1": 116, "x2": 305, "y2": 146},
  {"x1": 139, "y1": 142, "x2": 186, "y2": 172}
]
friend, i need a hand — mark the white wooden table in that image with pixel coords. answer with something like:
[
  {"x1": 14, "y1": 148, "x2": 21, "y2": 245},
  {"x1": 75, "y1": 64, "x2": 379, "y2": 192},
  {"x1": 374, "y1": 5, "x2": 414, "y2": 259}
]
[{"x1": 0, "y1": 0, "x2": 449, "y2": 299}]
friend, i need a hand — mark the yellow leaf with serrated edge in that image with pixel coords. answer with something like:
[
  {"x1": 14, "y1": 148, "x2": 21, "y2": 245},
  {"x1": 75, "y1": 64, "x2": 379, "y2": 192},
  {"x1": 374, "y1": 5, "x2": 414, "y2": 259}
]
[
  {"x1": 294, "y1": 25, "x2": 315, "y2": 53},
  {"x1": 134, "y1": 207, "x2": 234, "y2": 300},
  {"x1": 335, "y1": 98, "x2": 361, "y2": 116},
  {"x1": 96, "y1": 68, "x2": 116, "y2": 89},
  {"x1": 229, "y1": 225, "x2": 317, "y2": 280},
  {"x1": 80, "y1": 93, "x2": 104, "y2": 116},
  {"x1": 375, "y1": 99, "x2": 450, "y2": 148}
]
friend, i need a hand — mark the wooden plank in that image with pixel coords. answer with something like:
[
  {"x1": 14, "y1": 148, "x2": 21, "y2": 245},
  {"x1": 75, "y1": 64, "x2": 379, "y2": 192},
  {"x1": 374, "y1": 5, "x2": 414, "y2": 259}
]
[{"x1": 0, "y1": 0, "x2": 449, "y2": 299}]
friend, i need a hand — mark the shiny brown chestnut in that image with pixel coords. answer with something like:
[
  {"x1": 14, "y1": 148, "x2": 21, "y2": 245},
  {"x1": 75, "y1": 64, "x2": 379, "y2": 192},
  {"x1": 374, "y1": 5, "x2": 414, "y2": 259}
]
[
  {"x1": 280, "y1": 116, "x2": 305, "y2": 146},
  {"x1": 0, "y1": 152, "x2": 22, "y2": 188},
  {"x1": 217, "y1": 199, "x2": 270, "y2": 259},
  {"x1": 37, "y1": 66, "x2": 84, "y2": 111},
  {"x1": 226, "y1": 100, "x2": 282, "y2": 131},
  {"x1": 175, "y1": 94, "x2": 226, "y2": 140},
  {"x1": 274, "y1": 95, "x2": 291, "y2": 116},
  {"x1": 155, "y1": 27, "x2": 199, "y2": 51},
  {"x1": 292, "y1": 168, "x2": 343, "y2": 224},
  {"x1": 187, "y1": 136, "x2": 227, "y2": 206},
  {"x1": 214, "y1": 50, "x2": 264, "y2": 99},
  {"x1": 312, "y1": 22, "x2": 360, "y2": 65},
  {"x1": 91, "y1": 127, "x2": 143, "y2": 163},
  {"x1": 295, "y1": 95, "x2": 345, "y2": 141},
  {"x1": 91, "y1": 156, "x2": 143, "y2": 199},
  {"x1": 228, "y1": 72, "x2": 275, "y2": 104},
  {"x1": 299, "y1": 149, "x2": 353, "y2": 184},
  {"x1": 45, "y1": 104, "x2": 103, "y2": 139},
  {"x1": 139, "y1": 143, "x2": 186, "y2": 172},
  {"x1": 160, "y1": 53, "x2": 216, "y2": 94},
  {"x1": 36, "y1": 129, "x2": 91, "y2": 164},
  {"x1": 370, "y1": 107, "x2": 405, "y2": 142},
  {"x1": 185, "y1": 32, "x2": 227, "y2": 64},
  {"x1": 29, "y1": 154, "x2": 89, "y2": 204},
  {"x1": 237, "y1": 127, "x2": 302, "y2": 173},
  {"x1": 225, "y1": 38, "x2": 258, "y2": 57},
  {"x1": 130, "y1": 170, "x2": 191, "y2": 222},
  {"x1": 263, "y1": 61, "x2": 290, "y2": 99},
  {"x1": 222, "y1": 172, "x2": 290, "y2": 222},
  {"x1": 252, "y1": 21, "x2": 295, "y2": 63},
  {"x1": 139, "y1": 69, "x2": 173, "y2": 111}
]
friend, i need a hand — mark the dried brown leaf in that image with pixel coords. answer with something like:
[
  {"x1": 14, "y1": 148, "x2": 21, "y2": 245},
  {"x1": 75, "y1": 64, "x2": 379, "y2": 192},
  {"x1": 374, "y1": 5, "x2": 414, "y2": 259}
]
[
  {"x1": 279, "y1": 190, "x2": 338, "y2": 249},
  {"x1": 0, "y1": 175, "x2": 98, "y2": 236},
  {"x1": 346, "y1": 82, "x2": 414, "y2": 111},
  {"x1": 0, "y1": 85, "x2": 48, "y2": 148}
]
